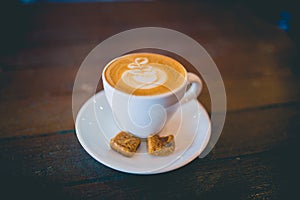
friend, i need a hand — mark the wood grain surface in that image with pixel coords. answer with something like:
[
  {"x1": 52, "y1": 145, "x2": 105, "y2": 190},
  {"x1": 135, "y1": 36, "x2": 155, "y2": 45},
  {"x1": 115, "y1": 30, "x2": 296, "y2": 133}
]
[{"x1": 0, "y1": 1, "x2": 299, "y2": 199}]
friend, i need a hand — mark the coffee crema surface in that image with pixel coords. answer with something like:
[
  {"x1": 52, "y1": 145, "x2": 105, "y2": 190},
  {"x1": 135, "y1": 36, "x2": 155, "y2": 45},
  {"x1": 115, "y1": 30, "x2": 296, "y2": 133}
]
[{"x1": 104, "y1": 53, "x2": 186, "y2": 96}]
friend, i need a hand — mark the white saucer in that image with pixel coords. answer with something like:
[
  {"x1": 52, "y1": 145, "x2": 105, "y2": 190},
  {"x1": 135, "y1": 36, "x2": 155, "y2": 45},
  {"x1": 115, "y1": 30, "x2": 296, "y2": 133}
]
[{"x1": 75, "y1": 91, "x2": 211, "y2": 174}]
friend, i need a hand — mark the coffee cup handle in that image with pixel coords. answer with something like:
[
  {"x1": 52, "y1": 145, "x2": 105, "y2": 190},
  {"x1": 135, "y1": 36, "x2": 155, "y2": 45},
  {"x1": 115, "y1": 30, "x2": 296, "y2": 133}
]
[{"x1": 181, "y1": 73, "x2": 202, "y2": 104}]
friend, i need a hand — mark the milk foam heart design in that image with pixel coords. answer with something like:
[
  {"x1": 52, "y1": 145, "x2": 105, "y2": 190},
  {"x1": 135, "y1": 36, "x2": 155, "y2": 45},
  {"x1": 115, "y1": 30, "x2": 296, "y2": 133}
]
[
  {"x1": 104, "y1": 53, "x2": 186, "y2": 96},
  {"x1": 122, "y1": 57, "x2": 167, "y2": 89}
]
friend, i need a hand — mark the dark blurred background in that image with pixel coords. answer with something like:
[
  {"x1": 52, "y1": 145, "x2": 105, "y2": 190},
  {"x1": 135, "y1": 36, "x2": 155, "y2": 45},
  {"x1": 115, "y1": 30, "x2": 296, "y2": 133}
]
[{"x1": 0, "y1": 0, "x2": 299, "y2": 57}]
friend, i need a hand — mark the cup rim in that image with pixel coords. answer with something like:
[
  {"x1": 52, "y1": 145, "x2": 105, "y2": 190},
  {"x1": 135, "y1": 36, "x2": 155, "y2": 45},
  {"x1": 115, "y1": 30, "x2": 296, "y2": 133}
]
[{"x1": 102, "y1": 52, "x2": 188, "y2": 99}]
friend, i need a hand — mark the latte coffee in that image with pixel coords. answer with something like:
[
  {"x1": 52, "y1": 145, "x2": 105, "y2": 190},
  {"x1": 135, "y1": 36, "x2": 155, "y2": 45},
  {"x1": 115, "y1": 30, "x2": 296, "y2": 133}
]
[{"x1": 104, "y1": 53, "x2": 186, "y2": 96}]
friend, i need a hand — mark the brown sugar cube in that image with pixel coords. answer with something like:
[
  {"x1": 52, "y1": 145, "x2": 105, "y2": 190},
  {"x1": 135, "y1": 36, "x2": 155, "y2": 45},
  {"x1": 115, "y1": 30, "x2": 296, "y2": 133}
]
[
  {"x1": 147, "y1": 134, "x2": 175, "y2": 156},
  {"x1": 110, "y1": 131, "x2": 141, "y2": 157}
]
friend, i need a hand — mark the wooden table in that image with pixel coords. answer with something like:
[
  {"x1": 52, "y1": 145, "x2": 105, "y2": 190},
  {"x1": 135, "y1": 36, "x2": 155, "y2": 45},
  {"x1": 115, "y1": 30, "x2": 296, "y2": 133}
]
[{"x1": 1, "y1": 1, "x2": 299, "y2": 199}]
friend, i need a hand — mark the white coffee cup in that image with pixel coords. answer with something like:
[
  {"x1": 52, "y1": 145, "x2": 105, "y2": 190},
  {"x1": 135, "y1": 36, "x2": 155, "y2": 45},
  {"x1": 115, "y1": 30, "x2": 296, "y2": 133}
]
[{"x1": 102, "y1": 53, "x2": 202, "y2": 138}]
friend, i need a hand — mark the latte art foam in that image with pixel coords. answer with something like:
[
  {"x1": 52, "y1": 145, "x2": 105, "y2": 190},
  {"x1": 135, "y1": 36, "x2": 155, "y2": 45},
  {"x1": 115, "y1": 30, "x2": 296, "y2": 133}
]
[
  {"x1": 104, "y1": 53, "x2": 186, "y2": 96},
  {"x1": 122, "y1": 58, "x2": 167, "y2": 89}
]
